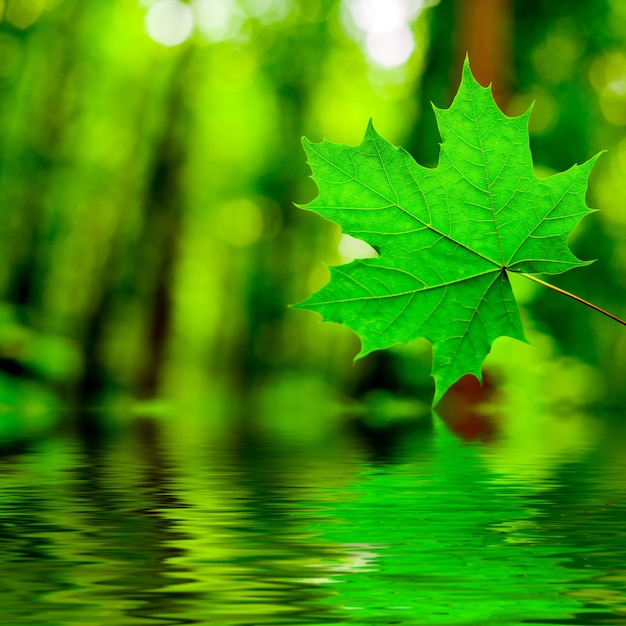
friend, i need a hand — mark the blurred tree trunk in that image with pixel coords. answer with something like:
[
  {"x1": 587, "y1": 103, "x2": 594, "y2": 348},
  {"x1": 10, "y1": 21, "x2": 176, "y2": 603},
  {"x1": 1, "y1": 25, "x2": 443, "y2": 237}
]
[
  {"x1": 457, "y1": 0, "x2": 512, "y2": 105},
  {"x1": 135, "y1": 51, "x2": 191, "y2": 399},
  {"x1": 233, "y1": 1, "x2": 339, "y2": 388},
  {"x1": 406, "y1": 0, "x2": 512, "y2": 161},
  {"x1": 2, "y1": 3, "x2": 83, "y2": 313},
  {"x1": 78, "y1": 50, "x2": 191, "y2": 402}
]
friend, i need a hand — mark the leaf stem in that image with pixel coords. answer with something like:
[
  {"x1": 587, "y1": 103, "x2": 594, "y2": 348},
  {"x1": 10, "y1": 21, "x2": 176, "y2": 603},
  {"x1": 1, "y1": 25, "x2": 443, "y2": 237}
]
[{"x1": 520, "y1": 273, "x2": 626, "y2": 327}]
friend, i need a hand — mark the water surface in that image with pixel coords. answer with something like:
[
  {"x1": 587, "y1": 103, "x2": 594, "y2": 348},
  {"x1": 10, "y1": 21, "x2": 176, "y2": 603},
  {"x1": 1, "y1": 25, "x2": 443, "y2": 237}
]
[{"x1": 1, "y1": 412, "x2": 626, "y2": 625}]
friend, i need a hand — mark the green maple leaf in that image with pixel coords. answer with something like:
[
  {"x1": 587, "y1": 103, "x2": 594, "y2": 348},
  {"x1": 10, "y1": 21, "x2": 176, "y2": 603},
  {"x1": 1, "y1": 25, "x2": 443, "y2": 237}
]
[{"x1": 295, "y1": 59, "x2": 601, "y2": 406}]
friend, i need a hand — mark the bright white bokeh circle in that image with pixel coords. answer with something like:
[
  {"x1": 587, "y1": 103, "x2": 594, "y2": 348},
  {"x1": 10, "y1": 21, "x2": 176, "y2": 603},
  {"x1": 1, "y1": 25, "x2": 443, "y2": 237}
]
[
  {"x1": 145, "y1": 0, "x2": 194, "y2": 47},
  {"x1": 192, "y1": 0, "x2": 244, "y2": 42},
  {"x1": 341, "y1": 0, "x2": 425, "y2": 68},
  {"x1": 351, "y1": 0, "x2": 410, "y2": 34},
  {"x1": 365, "y1": 25, "x2": 415, "y2": 68}
]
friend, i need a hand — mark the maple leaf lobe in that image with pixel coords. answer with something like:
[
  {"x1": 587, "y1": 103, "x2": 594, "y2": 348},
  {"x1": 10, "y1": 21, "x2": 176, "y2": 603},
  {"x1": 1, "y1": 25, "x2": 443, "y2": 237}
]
[{"x1": 295, "y1": 59, "x2": 599, "y2": 406}]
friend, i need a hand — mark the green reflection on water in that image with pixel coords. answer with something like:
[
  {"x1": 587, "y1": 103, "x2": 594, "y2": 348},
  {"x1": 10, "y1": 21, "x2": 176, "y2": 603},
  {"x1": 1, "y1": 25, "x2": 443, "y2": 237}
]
[
  {"x1": 0, "y1": 414, "x2": 625, "y2": 626},
  {"x1": 303, "y1": 423, "x2": 625, "y2": 624}
]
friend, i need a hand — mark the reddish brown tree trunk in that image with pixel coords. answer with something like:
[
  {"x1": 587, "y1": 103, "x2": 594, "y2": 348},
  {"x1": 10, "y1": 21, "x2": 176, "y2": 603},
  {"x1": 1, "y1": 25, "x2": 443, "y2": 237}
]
[{"x1": 456, "y1": 0, "x2": 513, "y2": 106}]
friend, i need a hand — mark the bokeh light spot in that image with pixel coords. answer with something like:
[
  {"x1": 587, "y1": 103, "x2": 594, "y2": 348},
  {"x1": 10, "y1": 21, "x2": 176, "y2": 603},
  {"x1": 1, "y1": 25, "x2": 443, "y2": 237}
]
[
  {"x1": 145, "y1": 0, "x2": 194, "y2": 47},
  {"x1": 508, "y1": 90, "x2": 558, "y2": 136},
  {"x1": 351, "y1": 0, "x2": 412, "y2": 34},
  {"x1": 192, "y1": 0, "x2": 244, "y2": 42},
  {"x1": 365, "y1": 25, "x2": 415, "y2": 68},
  {"x1": 6, "y1": 0, "x2": 46, "y2": 29},
  {"x1": 239, "y1": 0, "x2": 291, "y2": 23},
  {"x1": 589, "y1": 53, "x2": 626, "y2": 126},
  {"x1": 341, "y1": 0, "x2": 429, "y2": 69},
  {"x1": 216, "y1": 199, "x2": 264, "y2": 247}
]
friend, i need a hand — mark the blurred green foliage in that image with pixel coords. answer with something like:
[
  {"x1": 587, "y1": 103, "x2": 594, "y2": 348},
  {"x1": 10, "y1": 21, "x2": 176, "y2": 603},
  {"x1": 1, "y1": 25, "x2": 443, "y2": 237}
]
[{"x1": 0, "y1": 0, "x2": 625, "y2": 437}]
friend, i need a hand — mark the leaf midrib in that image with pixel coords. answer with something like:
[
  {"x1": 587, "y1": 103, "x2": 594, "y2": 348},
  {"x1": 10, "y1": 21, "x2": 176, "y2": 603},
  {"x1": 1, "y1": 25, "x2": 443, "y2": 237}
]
[
  {"x1": 467, "y1": 83, "x2": 506, "y2": 266},
  {"x1": 307, "y1": 140, "x2": 502, "y2": 271}
]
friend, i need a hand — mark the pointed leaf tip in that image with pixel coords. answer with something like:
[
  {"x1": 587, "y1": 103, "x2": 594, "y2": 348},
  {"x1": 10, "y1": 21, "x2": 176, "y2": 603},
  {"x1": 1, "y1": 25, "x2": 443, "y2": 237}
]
[{"x1": 366, "y1": 118, "x2": 377, "y2": 136}]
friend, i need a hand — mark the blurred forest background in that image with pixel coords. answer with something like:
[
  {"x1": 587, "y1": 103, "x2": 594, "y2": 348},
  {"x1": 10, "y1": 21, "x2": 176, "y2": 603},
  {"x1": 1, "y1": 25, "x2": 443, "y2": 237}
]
[{"x1": 1, "y1": 0, "x2": 626, "y2": 439}]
